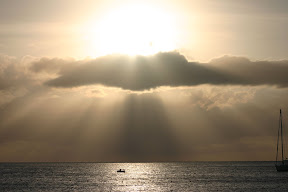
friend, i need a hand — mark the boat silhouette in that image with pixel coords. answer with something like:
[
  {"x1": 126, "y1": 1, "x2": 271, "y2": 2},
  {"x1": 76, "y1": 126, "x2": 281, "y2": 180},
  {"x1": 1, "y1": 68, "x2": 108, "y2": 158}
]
[
  {"x1": 275, "y1": 109, "x2": 288, "y2": 172},
  {"x1": 117, "y1": 169, "x2": 125, "y2": 173}
]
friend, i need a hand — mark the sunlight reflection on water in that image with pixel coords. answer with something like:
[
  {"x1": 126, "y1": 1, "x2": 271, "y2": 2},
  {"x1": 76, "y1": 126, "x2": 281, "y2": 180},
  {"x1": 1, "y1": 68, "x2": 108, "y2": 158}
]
[{"x1": 1, "y1": 162, "x2": 288, "y2": 191}]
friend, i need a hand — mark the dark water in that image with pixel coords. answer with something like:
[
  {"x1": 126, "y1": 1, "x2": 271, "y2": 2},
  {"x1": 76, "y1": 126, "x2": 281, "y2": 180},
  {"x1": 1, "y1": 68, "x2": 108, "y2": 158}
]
[{"x1": 0, "y1": 162, "x2": 287, "y2": 191}]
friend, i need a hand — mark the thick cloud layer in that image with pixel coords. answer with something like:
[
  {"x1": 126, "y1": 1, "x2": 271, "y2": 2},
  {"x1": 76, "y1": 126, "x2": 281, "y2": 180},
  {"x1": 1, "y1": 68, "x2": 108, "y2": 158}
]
[
  {"x1": 29, "y1": 52, "x2": 288, "y2": 91},
  {"x1": 0, "y1": 52, "x2": 287, "y2": 161}
]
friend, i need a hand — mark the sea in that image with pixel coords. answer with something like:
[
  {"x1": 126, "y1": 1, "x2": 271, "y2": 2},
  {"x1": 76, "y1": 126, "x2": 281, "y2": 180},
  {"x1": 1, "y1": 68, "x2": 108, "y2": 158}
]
[{"x1": 0, "y1": 161, "x2": 287, "y2": 191}]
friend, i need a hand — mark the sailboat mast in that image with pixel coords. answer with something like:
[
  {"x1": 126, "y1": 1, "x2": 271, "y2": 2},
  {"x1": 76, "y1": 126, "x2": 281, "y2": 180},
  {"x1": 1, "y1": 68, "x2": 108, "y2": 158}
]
[
  {"x1": 276, "y1": 110, "x2": 281, "y2": 163},
  {"x1": 275, "y1": 109, "x2": 288, "y2": 171},
  {"x1": 280, "y1": 109, "x2": 284, "y2": 162}
]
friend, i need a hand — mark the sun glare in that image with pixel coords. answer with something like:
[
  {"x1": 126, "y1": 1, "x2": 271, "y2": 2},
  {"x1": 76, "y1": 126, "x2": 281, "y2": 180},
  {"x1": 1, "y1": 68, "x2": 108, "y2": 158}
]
[{"x1": 81, "y1": 3, "x2": 178, "y2": 57}]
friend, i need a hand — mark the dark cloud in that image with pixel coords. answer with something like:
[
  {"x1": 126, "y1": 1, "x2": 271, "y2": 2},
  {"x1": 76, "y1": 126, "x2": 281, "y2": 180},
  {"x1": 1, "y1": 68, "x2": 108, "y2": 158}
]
[
  {"x1": 45, "y1": 52, "x2": 224, "y2": 90},
  {"x1": 31, "y1": 52, "x2": 288, "y2": 91},
  {"x1": 210, "y1": 56, "x2": 288, "y2": 87}
]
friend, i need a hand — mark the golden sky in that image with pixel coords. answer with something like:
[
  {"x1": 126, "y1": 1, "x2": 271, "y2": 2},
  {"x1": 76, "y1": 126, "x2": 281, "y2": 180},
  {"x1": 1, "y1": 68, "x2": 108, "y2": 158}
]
[
  {"x1": 1, "y1": 0, "x2": 288, "y2": 60},
  {"x1": 1, "y1": 0, "x2": 288, "y2": 162}
]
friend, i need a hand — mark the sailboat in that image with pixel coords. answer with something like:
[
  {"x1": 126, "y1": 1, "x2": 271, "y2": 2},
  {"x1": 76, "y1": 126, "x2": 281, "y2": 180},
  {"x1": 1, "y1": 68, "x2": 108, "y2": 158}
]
[{"x1": 275, "y1": 109, "x2": 288, "y2": 172}]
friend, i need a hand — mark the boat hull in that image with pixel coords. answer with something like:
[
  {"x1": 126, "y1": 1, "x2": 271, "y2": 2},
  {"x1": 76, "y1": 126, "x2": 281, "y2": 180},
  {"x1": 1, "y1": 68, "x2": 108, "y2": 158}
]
[{"x1": 117, "y1": 169, "x2": 125, "y2": 173}]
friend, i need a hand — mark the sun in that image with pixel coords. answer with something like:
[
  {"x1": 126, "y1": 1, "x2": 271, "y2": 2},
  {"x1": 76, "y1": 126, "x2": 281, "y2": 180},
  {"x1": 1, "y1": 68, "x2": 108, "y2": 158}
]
[{"x1": 81, "y1": 3, "x2": 178, "y2": 57}]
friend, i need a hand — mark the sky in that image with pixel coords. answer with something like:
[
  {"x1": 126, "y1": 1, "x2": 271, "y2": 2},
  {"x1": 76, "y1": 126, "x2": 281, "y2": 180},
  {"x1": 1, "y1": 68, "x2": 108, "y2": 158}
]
[{"x1": 1, "y1": 0, "x2": 288, "y2": 162}]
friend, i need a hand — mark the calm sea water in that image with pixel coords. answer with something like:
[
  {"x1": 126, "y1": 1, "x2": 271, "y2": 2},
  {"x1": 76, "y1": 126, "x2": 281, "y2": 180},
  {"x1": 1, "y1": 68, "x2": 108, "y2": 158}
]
[{"x1": 0, "y1": 162, "x2": 287, "y2": 191}]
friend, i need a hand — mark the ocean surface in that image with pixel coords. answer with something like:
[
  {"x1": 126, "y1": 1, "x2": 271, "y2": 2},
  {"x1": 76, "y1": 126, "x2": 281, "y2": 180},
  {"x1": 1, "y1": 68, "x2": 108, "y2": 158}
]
[{"x1": 1, "y1": 161, "x2": 287, "y2": 191}]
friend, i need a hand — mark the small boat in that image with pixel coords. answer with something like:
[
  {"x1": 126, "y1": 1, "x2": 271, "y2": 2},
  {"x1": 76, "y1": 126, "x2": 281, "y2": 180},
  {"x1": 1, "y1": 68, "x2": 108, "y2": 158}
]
[
  {"x1": 275, "y1": 109, "x2": 288, "y2": 172},
  {"x1": 117, "y1": 169, "x2": 125, "y2": 173}
]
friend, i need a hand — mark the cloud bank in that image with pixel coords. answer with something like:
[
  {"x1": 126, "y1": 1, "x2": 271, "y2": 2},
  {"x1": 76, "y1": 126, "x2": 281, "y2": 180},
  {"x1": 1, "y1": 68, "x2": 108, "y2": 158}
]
[
  {"x1": 1, "y1": 52, "x2": 287, "y2": 161},
  {"x1": 28, "y1": 52, "x2": 288, "y2": 91},
  {"x1": 1, "y1": 52, "x2": 288, "y2": 91}
]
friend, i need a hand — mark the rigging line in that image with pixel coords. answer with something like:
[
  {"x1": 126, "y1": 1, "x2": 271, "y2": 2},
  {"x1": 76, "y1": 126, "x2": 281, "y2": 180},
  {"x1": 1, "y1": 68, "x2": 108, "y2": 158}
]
[
  {"x1": 281, "y1": 109, "x2": 284, "y2": 162},
  {"x1": 283, "y1": 109, "x2": 288, "y2": 160}
]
